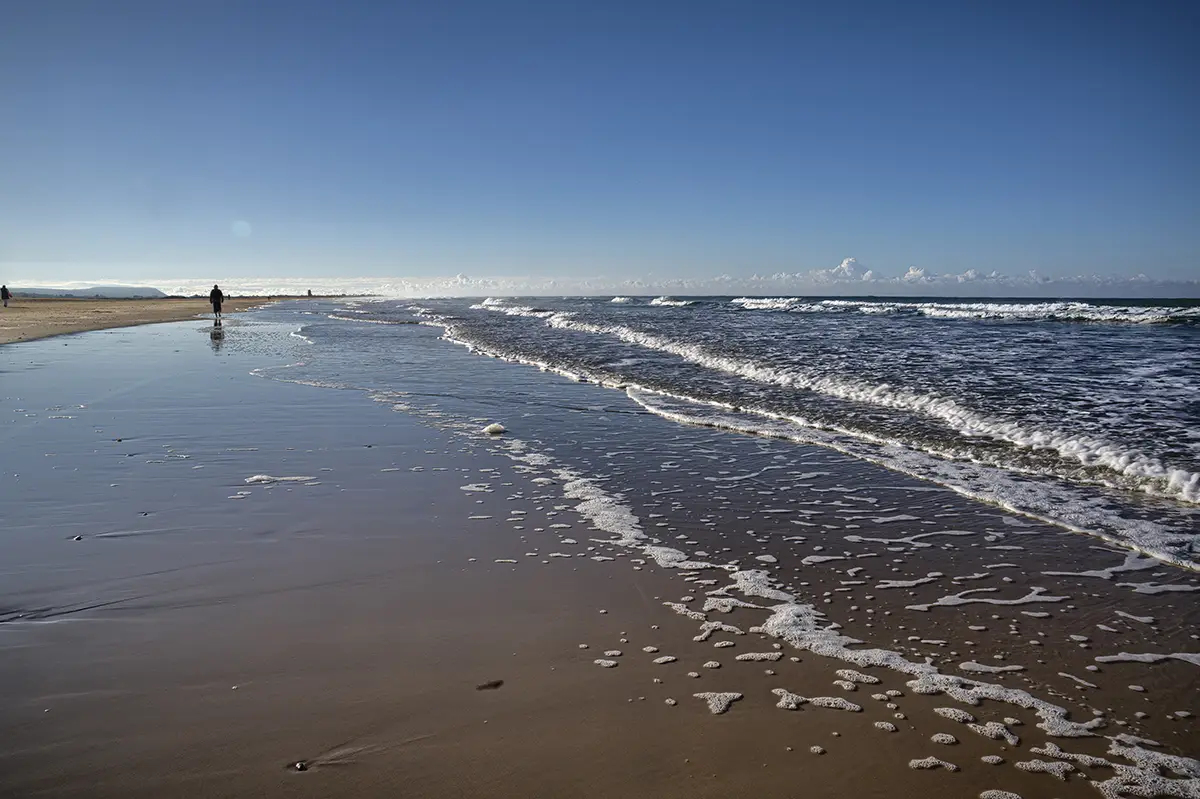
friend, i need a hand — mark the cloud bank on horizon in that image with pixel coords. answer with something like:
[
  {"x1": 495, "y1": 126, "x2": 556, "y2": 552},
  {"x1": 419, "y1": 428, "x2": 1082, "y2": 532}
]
[{"x1": 11, "y1": 259, "x2": 1198, "y2": 299}]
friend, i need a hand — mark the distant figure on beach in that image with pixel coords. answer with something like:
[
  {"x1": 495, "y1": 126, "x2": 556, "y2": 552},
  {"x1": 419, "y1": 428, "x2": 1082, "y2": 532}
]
[
  {"x1": 1, "y1": 285, "x2": 10, "y2": 307},
  {"x1": 307, "y1": 289, "x2": 313, "y2": 297},
  {"x1": 209, "y1": 284, "x2": 224, "y2": 324}
]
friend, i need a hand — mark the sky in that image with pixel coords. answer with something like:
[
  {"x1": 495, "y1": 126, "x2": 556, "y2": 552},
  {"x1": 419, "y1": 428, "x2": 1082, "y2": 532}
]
[{"x1": 1, "y1": 0, "x2": 1198, "y2": 297}]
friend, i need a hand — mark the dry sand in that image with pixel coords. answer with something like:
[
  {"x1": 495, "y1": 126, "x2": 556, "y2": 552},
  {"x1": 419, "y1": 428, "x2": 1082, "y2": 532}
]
[{"x1": 0, "y1": 297, "x2": 274, "y2": 345}]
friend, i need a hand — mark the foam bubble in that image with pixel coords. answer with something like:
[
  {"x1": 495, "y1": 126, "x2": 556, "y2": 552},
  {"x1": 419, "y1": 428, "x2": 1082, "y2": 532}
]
[
  {"x1": 704, "y1": 597, "x2": 763, "y2": 613},
  {"x1": 955, "y1": 657, "x2": 1022, "y2": 671},
  {"x1": 696, "y1": 619, "x2": 739, "y2": 638},
  {"x1": 1028, "y1": 742, "x2": 1109, "y2": 769},
  {"x1": 877, "y1": 576, "x2": 941, "y2": 589},
  {"x1": 802, "y1": 555, "x2": 847, "y2": 565},
  {"x1": 1095, "y1": 652, "x2": 1200, "y2": 667},
  {"x1": 693, "y1": 692, "x2": 742, "y2": 714},
  {"x1": 1014, "y1": 760, "x2": 1074, "y2": 780},
  {"x1": 1117, "y1": 582, "x2": 1200, "y2": 594},
  {"x1": 244, "y1": 474, "x2": 315, "y2": 484},
  {"x1": 909, "y1": 757, "x2": 959, "y2": 772},
  {"x1": 836, "y1": 669, "x2": 881, "y2": 684},
  {"x1": 1114, "y1": 610, "x2": 1156, "y2": 624},
  {"x1": 734, "y1": 652, "x2": 783, "y2": 662},
  {"x1": 728, "y1": 570, "x2": 794, "y2": 601},
  {"x1": 1059, "y1": 672, "x2": 1098, "y2": 689},
  {"x1": 772, "y1": 689, "x2": 807, "y2": 710},
  {"x1": 907, "y1": 587, "x2": 1068, "y2": 612},
  {"x1": 934, "y1": 707, "x2": 976, "y2": 723},
  {"x1": 811, "y1": 696, "x2": 862, "y2": 712},
  {"x1": 664, "y1": 602, "x2": 708, "y2": 621},
  {"x1": 969, "y1": 722, "x2": 1020, "y2": 746}
]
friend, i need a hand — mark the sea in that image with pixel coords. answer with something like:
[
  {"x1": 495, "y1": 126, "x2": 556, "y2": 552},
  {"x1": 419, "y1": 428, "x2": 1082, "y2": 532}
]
[{"x1": 268, "y1": 295, "x2": 1200, "y2": 571}]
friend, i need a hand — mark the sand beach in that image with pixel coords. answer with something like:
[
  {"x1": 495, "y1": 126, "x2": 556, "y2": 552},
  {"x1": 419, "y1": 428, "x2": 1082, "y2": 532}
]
[
  {"x1": 0, "y1": 302, "x2": 1196, "y2": 798},
  {"x1": 0, "y1": 297, "x2": 274, "y2": 345}
]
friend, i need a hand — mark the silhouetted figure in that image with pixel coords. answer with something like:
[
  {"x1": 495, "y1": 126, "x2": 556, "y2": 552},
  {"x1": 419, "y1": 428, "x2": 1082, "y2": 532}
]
[
  {"x1": 1, "y1": 285, "x2": 10, "y2": 308},
  {"x1": 307, "y1": 289, "x2": 313, "y2": 297},
  {"x1": 210, "y1": 284, "x2": 224, "y2": 324}
]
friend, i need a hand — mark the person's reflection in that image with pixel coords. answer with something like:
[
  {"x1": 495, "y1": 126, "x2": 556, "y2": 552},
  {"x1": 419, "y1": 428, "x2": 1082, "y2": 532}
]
[{"x1": 209, "y1": 322, "x2": 225, "y2": 353}]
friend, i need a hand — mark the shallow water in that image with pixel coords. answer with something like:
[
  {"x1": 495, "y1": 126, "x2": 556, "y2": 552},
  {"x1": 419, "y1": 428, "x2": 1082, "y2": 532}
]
[
  {"x1": 328, "y1": 295, "x2": 1199, "y2": 569},
  {"x1": 253, "y1": 299, "x2": 1200, "y2": 796}
]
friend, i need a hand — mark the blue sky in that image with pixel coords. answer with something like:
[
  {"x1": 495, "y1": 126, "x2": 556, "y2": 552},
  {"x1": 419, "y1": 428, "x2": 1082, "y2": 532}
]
[{"x1": 1, "y1": 0, "x2": 1197, "y2": 294}]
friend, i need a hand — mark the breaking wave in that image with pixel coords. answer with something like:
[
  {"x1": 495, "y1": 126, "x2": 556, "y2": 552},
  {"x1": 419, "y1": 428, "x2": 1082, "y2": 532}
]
[{"x1": 730, "y1": 297, "x2": 1200, "y2": 324}]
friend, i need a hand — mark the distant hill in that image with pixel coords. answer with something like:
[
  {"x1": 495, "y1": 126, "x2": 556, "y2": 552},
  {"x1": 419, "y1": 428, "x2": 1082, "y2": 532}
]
[{"x1": 11, "y1": 286, "x2": 168, "y2": 299}]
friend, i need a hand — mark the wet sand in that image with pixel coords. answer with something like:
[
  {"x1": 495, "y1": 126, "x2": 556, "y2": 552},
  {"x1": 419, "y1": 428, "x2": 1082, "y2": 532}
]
[
  {"x1": 0, "y1": 310, "x2": 1196, "y2": 798},
  {"x1": 0, "y1": 297, "x2": 276, "y2": 344}
]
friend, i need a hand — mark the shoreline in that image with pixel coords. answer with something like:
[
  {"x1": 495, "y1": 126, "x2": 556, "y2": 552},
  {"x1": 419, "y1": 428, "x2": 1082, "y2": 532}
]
[
  {"x1": 1, "y1": 307, "x2": 1196, "y2": 798},
  {"x1": 0, "y1": 296, "x2": 299, "y2": 345}
]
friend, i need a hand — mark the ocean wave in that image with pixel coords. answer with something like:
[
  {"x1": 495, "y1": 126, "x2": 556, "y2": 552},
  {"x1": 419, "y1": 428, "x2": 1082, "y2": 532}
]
[
  {"x1": 625, "y1": 387, "x2": 1199, "y2": 570},
  {"x1": 650, "y1": 296, "x2": 695, "y2": 307},
  {"x1": 526, "y1": 314, "x2": 1199, "y2": 505},
  {"x1": 890, "y1": 300, "x2": 1196, "y2": 323},
  {"x1": 271, "y1": 304, "x2": 1200, "y2": 571},
  {"x1": 410, "y1": 307, "x2": 617, "y2": 387},
  {"x1": 326, "y1": 313, "x2": 418, "y2": 324},
  {"x1": 731, "y1": 297, "x2": 802, "y2": 310},
  {"x1": 730, "y1": 297, "x2": 833, "y2": 312},
  {"x1": 731, "y1": 297, "x2": 1199, "y2": 324},
  {"x1": 468, "y1": 302, "x2": 557, "y2": 318}
]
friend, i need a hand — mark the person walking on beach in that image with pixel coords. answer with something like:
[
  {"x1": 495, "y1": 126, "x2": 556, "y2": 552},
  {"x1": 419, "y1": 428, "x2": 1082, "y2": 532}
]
[
  {"x1": 209, "y1": 284, "x2": 224, "y2": 324},
  {"x1": 1, "y1": 285, "x2": 10, "y2": 308}
]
